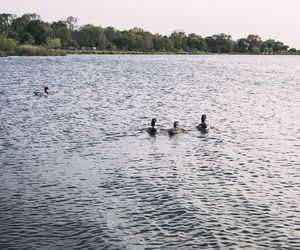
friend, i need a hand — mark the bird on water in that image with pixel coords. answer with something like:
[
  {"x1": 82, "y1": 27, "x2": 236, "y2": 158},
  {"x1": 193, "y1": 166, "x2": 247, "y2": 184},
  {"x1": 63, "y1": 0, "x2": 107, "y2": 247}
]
[
  {"x1": 168, "y1": 121, "x2": 182, "y2": 135},
  {"x1": 34, "y1": 87, "x2": 49, "y2": 96},
  {"x1": 197, "y1": 114, "x2": 210, "y2": 133},
  {"x1": 147, "y1": 118, "x2": 160, "y2": 135}
]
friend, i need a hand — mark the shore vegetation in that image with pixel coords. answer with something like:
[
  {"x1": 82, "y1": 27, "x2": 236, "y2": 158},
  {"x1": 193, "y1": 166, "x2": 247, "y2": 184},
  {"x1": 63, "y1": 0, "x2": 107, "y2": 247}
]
[{"x1": 1, "y1": 13, "x2": 299, "y2": 56}]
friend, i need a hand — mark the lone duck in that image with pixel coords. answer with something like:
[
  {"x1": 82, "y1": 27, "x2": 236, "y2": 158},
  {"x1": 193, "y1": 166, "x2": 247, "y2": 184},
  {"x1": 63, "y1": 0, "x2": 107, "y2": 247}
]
[
  {"x1": 197, "y1": 114, "x2": 209, "y2": 133},
  {"x1": 34, "y1": 87, "x2": 48, "y2": 96},
  {"x1": 169, "y1": 121, "x2": 182, "y2": 135},
  {"x1": 147, "y1": 118, "x2": 160, "y2": 135}
]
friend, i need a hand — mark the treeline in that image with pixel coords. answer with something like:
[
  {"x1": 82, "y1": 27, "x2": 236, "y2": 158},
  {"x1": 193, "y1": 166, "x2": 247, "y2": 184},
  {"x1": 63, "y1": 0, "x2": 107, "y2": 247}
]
[{"x1": 1, "y1": 13, "x2": 299, "y2": 56}]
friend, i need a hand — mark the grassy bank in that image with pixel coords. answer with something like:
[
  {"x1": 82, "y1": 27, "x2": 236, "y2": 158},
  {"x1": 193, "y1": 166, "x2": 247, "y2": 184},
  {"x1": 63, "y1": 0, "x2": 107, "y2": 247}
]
[
  {"x1": 15, "y1": 45, "x2": 66, "y2": 56},
  {"x1": 0, "y1": 45, "x2": 66, "y2": 57},
  {"x1": 63, "y1": 49, "x2": 212, "y2": 55},
  {"x1": 0, "y1": 48, "x2": 209, "y2": 57},
  {"x1": 1, "y1": 48, "x2": 300, "y2": 57}
]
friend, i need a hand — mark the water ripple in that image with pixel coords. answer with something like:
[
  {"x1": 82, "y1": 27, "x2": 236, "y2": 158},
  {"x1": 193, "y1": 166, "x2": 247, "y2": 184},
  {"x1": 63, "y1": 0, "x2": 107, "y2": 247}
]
[{"x1": 0, "y1": 55, "x2": 299, "y2": 249}]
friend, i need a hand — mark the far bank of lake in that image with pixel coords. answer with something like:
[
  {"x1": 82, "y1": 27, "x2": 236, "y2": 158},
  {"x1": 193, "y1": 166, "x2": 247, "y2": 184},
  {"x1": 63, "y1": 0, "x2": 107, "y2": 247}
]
[{"x1": 1, "y1": 47, "x2": 300, "y2": 57}]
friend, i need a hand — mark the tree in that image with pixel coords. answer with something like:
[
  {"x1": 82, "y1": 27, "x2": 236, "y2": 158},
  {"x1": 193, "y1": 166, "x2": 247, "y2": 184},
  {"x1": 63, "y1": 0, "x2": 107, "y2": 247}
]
[
  {"x1": 170, "y1": 31, "x2": 186, "y2": 50},
  {"x1": 153, "y1": 34, "x2": 174, "y2": 52},
  {"x1": 102, "y1": 26, "x2": 117, "y2": 49},
  {"x1": 288, "y1": 48, "x2": 296, "y2": 55},
  {"x1": 0, "y1": 36, "x2": 17, "y2": 51},
  {"x1": 11, "y1": 13, "x2": 40, "y2": 40},
  {"x1": 164, "y1": 37, "x2": 175, "y2": 51},
  {"x1": 186, "y1": 33, "x2": 206, "y2": 52},
  {"x1": 51, "y1": 21, "x2": 73, "y2": 48},
  {"x1": 97, "y1": 30, "x2": 108, "y2": 50},
  {"x1": 273, "y1": 41, "x2": 288, "y2": 54},
  {"x1": 20, "y1": 32, "x2": 35, "y2": 44},
  {"x1": 142, "y1": 32, "x2": 153, "y2": 50},
  {"x1": 22, "y1": 13, "x2": 40, "y2": 21},
  {"x1": 74, "y1": 24, "x2": 102, "y2": 47},
  {"x1": 247, "y1": 34, "x2": 262, "y2": 54},
  {"x1": 261, "y1": 39, "x2": 275, "y2": 54},
  {"x1": 130, "y1": 27, "x2": 144, "y2": 34},
  {"x1": 0, "y1": 12, "x2": 297, "y2": 54},
  {"x1": 153, "y1": 34, "x2": 164, "y2": 51},
  {"x1": 25, "y1": 20, "x2": 52, "y2": 44},
  {"x1": 11, "y1": 17, "x2": 29, "y2": 37},
  {"x1": 65, "y1": 16, "x2": 78, "y2": 31},
  {"x1": 205, "y1": 34, "x2": 234, "y2": 53},
  {"x1": 0, "y1": 13, "x2": 15, "y2": 33},
  {"x1": 45, "y1": 37, "x2": 61, "y2": 49},
  {"x1": 236, "y1": 38, "x2": 249, "y2": 53}
]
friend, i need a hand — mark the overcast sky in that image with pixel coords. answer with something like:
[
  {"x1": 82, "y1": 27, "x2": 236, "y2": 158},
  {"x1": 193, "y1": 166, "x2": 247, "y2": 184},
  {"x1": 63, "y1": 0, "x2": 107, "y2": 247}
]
[{"x1": 1, "y1": 0, "x2": 300, "y2": 48}]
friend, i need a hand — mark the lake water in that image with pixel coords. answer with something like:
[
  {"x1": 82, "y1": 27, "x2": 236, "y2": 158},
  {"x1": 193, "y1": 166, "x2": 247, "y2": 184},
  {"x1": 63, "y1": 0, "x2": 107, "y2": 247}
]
[{"x1": 0, "y1": 55, "x2": 299, "y2": 249}]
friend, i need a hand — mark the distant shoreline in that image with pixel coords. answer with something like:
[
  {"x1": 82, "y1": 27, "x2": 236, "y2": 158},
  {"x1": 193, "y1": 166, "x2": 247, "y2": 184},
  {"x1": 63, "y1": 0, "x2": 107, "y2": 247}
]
[
  {"x1": 1, "y1": 48, "x2": 300, "y2": 57},
  {"x1": 63, "y1": 49, "x2": 300, "y2": 56},
  {"x1": 1, "y1": 13, "x2": 300, "y2": 57}
]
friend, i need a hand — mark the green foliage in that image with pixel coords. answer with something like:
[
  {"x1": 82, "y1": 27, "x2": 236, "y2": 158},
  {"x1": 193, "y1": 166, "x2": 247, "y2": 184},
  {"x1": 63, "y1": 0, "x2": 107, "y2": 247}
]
[
  {"x1": 186, "y1": 33, "x2": 206, "y2": 52},
  {"x1": 153, "y1": 35, "x2": 174, "y2": 52},
  {"x1": 0, "y1": 13, "x2": 15, "y2": 33},
  {"x1": 51, "y1": 22, "x2": 73, "y2": 48},
  {"x1": 0, "y1": 12, "x2": 297, "y2": 55},
  {"x1": 20, "y1": 32, "x2": 35, "y2": 44},
  {"x1": 274, "y1": 41, "x2": 289, "y2": 54},
  {"x1": 205, "y1": 34, "x2": 235, "y2": 53},
  {"x1": 0, "y1": 36, "x2": 17, "y2": 51},
  {"x1": 11, "y1": 13, "x2": 40, "y2": 38},
  {"x1": 261, "y1": 39, "x2": 275, "y2": 54},
  {"x1": 64, "y1": 16, "x2": 78, "y2": 31},
  {"x1": 142, "y1": 32, "x2": 153, "y2": 50},
  {"x1": 170, "y1": 31, "x2": 186, "y2": 51},
  {"x1": 247, "y1": 34, "x2": 262, "y2": 54},
  {"x1": 25, "y1": 20, "x2": 52, "y2": 44},
  {"x1": 74, "y1": 24, "x2": 102, "y2": 47},
  {"x1": 288, "y1": 48, "x2": 297, "y2": 55},
  {"x1": 236, "y1": 38, "x2": 249, "y2": 53},
  {"x1": 45, "y1": 37, "x2": 61, "y2": 49},
  {"x1": 97, "y1": 30, "x2": 107, "y2": 50}
]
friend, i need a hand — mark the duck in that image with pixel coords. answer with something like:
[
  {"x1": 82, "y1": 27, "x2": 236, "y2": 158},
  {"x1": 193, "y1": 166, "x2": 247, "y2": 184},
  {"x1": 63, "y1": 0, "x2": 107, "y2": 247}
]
[
  {"x1": 34, "y1": 87, "x2": 48, "y2": 96},
  {"x1": 197, "y1": 114, "x2": 210, "y2": 133},
  {"x1": 168, "y1": 121, "x2": 182, "y2": 135},
  {"x1": 147, "y1": 118, "x2": 160, "y2": 135}
]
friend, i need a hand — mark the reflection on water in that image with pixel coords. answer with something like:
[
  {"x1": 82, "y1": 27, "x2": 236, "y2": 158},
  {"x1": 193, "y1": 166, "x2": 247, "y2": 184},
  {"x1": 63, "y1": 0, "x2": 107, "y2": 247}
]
[{"x1": 0, "y1": 55, "x2": 299, "y2": 249}]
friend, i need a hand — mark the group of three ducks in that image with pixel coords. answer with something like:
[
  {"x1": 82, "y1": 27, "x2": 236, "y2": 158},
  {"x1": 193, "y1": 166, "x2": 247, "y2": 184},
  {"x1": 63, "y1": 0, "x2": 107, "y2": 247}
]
[
  {"x1": 148, "y1": 114, "x2": 210, "y2": 135},
  {"x1": 33, "y1": 87, "x2": 210, "y2": 134}
]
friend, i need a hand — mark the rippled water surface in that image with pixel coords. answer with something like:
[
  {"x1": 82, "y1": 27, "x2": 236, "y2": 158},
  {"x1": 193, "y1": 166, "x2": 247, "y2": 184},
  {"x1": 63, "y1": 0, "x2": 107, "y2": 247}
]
[{"x1": 0, "y1": 55, "x2": 299, "y2": 249}]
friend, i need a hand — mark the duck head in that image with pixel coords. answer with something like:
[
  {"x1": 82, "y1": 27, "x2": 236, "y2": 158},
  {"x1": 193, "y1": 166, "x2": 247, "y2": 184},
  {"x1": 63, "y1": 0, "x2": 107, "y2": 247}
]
[
  {"x1": 151, "y1": 118, "x2": 157, "y2": 127},
  {"x1": 201, "y1": 114, "x2": 206, "y2": 124},
  {"x1": 44, "y1": 87, "x2": 49, "y2": 93},
  {"x1": 174, "y1": 121, "x2": 179, "y2": 128}
]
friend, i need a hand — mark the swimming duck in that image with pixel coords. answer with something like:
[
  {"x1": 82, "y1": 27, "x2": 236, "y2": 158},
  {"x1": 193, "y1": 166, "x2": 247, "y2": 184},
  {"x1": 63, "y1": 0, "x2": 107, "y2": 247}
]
[
  {"x1": 169, "y1": 121, "x2": 182, "y2": 135},
  {"x1": 34, "y1": 87, "x2": 48, "y2": 96},
  {"x1": 147, "y1": 118, "x2": 160, "y2": 135},
  {"x1": 197, "y1": 114, "x2": 209, "y2": 133}
]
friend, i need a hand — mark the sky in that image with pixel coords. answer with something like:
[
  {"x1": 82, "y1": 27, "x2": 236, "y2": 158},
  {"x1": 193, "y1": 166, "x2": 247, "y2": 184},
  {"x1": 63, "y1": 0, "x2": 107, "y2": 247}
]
[{"x1": 1, "y1": 0, "x2": 300, "y2": 48}]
